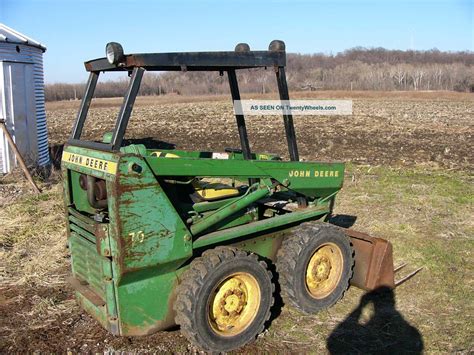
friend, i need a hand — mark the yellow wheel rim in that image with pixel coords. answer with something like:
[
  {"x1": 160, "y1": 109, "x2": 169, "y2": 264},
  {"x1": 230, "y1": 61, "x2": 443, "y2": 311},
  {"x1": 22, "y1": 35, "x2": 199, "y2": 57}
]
[
  {"x1": 305, "y1": 243, "x2": 344, "y2": 299},
  {"x1": 208, "y1": 272, "x2": 261, "y2": 336}
]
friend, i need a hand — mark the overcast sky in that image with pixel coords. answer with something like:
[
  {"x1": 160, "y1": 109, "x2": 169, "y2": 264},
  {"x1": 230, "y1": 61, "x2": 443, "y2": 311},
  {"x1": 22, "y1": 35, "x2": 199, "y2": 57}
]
[{"x1": 1, "y1": 0, "x2": 472, "y2": 83}]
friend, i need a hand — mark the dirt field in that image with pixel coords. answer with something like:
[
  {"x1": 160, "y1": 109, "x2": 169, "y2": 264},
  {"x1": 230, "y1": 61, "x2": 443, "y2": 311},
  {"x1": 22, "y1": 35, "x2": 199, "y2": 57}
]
[
  {"x1": 1, "y1": 91, "x2": 473, "y2": 353},
  {"x1": 46, "y1": 91, "x2": 473, "y2": 170}
]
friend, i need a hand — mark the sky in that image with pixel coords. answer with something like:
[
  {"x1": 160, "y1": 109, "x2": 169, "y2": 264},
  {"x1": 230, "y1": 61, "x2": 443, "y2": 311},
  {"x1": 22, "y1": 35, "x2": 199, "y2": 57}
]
[{"x1": 0, "y1": 0, "x2": 472, "y2": 83}]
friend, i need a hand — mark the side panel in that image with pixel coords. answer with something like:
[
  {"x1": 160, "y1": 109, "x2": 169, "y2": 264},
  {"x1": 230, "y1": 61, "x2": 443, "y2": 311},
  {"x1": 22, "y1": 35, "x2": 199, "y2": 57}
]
[
  {"x1": 115, "y1": 269, "x2": 184, "y2": 335},
  {"x1": 109, "y1": 155, "x2": 193, "y2": 334},
  {"x1": 111, "y1": 155, "x2": 192, "y2": 276},
  {"x1": 62, "y1": 147, "x2": 192, "y2": 335},
  {"x1": 232, "y1": 232, "x2": 287, "y2": 261},
  {"x1": 64, "y1": 205, "x2": 119, "y2": 334}
]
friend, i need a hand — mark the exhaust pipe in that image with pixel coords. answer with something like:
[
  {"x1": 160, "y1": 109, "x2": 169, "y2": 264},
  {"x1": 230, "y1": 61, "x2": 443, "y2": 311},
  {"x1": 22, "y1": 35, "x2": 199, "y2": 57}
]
[{"x1": 86, "y1": 175, "x2": 108, "y2": 209}]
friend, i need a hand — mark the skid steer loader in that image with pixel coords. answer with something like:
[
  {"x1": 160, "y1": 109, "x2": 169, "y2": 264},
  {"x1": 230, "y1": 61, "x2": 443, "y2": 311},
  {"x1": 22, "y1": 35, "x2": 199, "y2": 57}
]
[{"x1": 61, "y1": 40, "x2": 419, "y2": 352}]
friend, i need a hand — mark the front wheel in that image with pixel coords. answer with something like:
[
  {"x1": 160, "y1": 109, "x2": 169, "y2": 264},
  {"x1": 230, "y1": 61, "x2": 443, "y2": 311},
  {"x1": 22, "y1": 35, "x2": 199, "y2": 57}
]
[
  {"x1": 276, "y1": 223, "x2": 353, "y2": 314},
  {"x1": 174, "y1": 246, "x2": 274, "y2": 352}
]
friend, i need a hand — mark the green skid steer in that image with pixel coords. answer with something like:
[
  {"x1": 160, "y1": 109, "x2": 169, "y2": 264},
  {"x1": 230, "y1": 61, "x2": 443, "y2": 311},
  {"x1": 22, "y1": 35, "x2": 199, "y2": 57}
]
[{"x1": 61, "y1": 41, "x2": 418, "y2": 352}]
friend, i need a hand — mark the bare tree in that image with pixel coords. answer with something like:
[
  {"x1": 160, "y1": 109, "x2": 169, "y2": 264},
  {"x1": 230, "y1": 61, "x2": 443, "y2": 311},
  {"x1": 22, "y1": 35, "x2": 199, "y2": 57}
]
[{"x1": 45, "y1": 47, "x2": 474, "y2": 101}]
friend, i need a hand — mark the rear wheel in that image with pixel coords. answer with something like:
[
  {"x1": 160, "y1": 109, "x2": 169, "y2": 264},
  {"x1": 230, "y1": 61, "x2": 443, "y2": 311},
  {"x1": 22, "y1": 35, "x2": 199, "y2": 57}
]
[
  {"x1": 174, "y1": 246, "x2": 274, "y2": 352},
  {"x1": 276, "y1": 223, "x2": 353, "y2": 314}
]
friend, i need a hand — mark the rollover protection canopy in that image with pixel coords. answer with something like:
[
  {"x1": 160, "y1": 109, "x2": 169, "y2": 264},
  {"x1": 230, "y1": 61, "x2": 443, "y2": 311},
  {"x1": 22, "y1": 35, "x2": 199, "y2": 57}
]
[{"x1": 70, "y1": 40, "x2": 299, "y2": 164}]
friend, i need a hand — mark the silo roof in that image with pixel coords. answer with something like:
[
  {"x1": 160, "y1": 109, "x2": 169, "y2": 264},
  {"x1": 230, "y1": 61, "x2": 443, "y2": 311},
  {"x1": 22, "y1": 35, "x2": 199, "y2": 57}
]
[{"x1": 0, "y1": 23, "x2": 46, "y2": 52}]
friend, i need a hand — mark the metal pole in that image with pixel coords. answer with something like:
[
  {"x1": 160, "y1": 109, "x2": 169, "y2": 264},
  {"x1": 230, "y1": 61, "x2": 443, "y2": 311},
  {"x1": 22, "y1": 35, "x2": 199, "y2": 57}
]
[
  {"x1": 227, "y1": 69, "x2": 252, "y2": 160},
  {"x1": 0, "y1": 120, "x2": 41, "y2": 194},
  {"x1": 71, "y1": 72, "x2": 99, "y2": 140},
  {"x1": 275, "y1": 67, "x2": 306, "y2": 207},
  {"x1": 275, "y1": 66, "x2": 299, "y2": 161},
  {"x1": 111, "y1": 67, "x2": 145, "y2": 150}
]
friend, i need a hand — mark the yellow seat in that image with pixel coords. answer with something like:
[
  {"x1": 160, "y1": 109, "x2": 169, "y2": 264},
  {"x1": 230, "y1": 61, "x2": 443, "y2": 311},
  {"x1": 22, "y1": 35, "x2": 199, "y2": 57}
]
[
  {"x1": 192, "y1": 181, "x2": 240, "y2": 201},
  {"x1": 151, "y1": 151, "x2": 180, "y2": 158},
  {"x1": 152, "y1": 151, "x2": 240, "y2": 201}
]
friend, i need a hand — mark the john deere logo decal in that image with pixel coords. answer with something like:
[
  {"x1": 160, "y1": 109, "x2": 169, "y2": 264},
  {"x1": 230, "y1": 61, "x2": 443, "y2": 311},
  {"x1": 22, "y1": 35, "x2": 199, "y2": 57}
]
[
  {"x1": 62, "y1": 152, "x2": 117, "y2": 175},
  {"x1": 289, "y1": 169, "x2": 339, "y2": 178}
]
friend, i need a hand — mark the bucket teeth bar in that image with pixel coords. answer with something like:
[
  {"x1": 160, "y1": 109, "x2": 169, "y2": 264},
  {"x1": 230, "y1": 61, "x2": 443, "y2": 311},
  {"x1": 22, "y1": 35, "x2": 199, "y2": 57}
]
[
  {"x1": 341, "y1": 228, "x2": 422, "y2": 291},
  {"x1": 395, "y1": 266, "x2": 423, "y2": 287},
  {"x1": 394, "y1": 262, "x2": 408, "y2": 273}
]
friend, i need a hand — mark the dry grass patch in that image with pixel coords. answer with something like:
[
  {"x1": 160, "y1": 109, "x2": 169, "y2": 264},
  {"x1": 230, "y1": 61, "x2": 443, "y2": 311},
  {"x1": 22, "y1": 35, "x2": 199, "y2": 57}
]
[{"x1": 0, "y1": 181, "x2": 67, "y2": 287}]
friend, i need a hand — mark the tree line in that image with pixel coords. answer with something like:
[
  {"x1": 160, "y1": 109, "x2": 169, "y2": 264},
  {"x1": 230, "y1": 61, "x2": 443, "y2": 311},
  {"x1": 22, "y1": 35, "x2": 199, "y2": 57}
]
[{"x1": 45, "y1": 47, "x2": 474, "y2": 101}]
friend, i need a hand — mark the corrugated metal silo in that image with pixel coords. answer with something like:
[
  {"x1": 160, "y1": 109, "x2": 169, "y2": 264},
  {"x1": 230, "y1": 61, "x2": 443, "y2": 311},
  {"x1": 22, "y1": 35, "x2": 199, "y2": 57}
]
[{"x1": 0, "y1": 23, "x2": 50, "y2": 174}]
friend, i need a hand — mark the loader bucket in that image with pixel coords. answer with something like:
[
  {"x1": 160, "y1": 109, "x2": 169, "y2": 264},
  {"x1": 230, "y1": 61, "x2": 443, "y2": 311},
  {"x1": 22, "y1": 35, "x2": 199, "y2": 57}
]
[{"x1": 344, "y1": 229, "x2": 396, "y2": 290}]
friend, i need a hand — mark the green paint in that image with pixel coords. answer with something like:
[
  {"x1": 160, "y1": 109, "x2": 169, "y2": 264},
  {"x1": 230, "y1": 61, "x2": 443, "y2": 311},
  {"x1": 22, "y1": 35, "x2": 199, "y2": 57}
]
[
  {"x1": 62, "y1": 143, "x2": 343, "y2": 335},
  {"x1": 192, "y1": 204, "x2": 330, "y2": 249},
  {"x1": 190, "y1": 182, "x2": 271, "y2": 235},
  {"x1": 144, "y1": 155, "x2": 344, "y2": 198},
  {"x1": 232, "y1": 232, "x2": 287, "y2": 261},
  {"x1": 114, "y1": 155, "x2": 192, "y2": 275}
]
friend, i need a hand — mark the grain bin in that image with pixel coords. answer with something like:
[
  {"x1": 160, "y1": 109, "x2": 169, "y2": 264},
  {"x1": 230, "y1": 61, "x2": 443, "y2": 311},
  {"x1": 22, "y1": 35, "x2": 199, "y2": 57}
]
[{"x1": 0, "y1": 23, "x2": 50, "y2": 175}]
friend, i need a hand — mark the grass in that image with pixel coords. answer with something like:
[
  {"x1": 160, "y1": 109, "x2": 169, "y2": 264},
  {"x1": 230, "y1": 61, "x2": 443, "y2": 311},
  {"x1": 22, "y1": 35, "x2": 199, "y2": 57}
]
[
  {"x1": 0, "y1": 165, "x2": 472, "y2": 353},
  {"x1": 256, "y1": 164, "x2": 474, "y2": 353},
  {"x1": 0, "y1": 177, "x2": 67, "y2": 287}
]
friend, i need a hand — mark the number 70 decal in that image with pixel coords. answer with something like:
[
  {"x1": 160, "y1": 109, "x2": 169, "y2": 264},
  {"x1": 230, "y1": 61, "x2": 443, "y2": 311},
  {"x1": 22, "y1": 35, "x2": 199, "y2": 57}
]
[{"x1": 129, "y1": 231, "x2": 145, "y2": 245}]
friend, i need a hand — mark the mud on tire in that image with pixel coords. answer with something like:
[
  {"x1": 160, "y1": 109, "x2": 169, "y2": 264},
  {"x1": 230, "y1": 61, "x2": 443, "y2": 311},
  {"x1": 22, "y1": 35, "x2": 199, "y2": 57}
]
[{"x1": 173, "y1": 246, "x2": 274, "y2": 352}]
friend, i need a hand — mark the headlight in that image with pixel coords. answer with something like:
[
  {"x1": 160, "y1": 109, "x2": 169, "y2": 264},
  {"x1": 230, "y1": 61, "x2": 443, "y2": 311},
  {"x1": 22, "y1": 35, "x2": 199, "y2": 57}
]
[
  {"x1": 105, "y1": 42, "x2": 125, "y2": 65},
  {"x1": 235, "y1": 43, "x2": 250, "y2": 52}
]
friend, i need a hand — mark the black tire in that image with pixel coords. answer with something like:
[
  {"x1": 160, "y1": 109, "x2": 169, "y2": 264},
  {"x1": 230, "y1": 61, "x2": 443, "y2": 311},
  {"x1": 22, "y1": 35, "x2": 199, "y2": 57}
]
[
  {"x1": 174, "y1": 246, "x2": 274, "y2": 352},
  {"x1": 276, "y1": 222, "x2": 353, "y2": 314}
]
